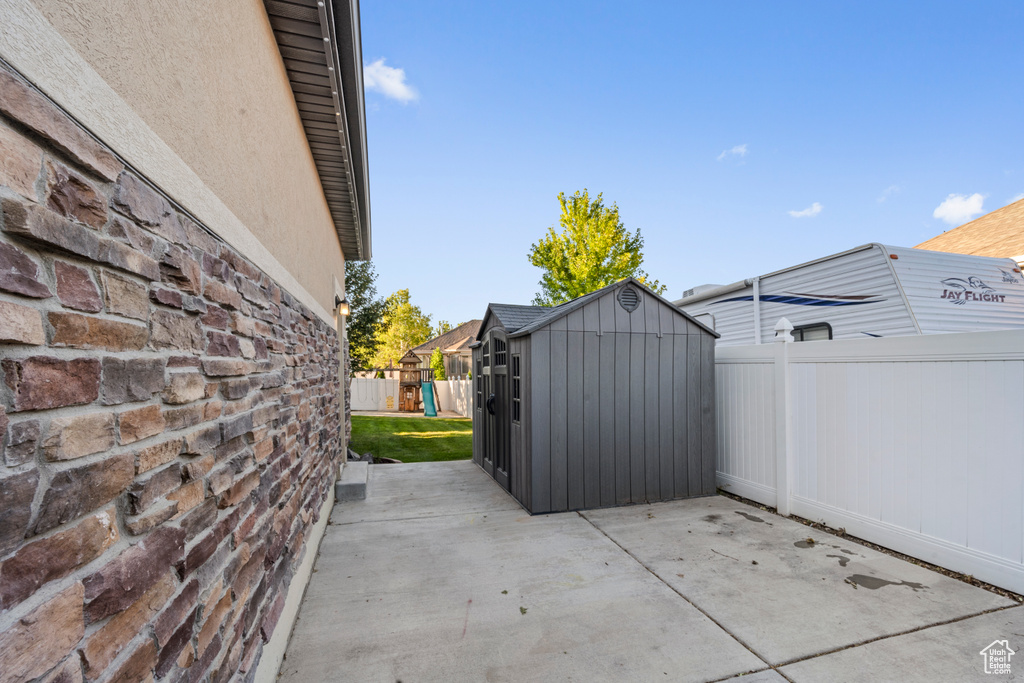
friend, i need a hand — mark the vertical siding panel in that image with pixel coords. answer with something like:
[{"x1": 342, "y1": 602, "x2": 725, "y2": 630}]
[
  {"x1": 550, "y1": 329, "x2": 569, "y2": 511},
  {"x1": 1001, "y1": 361, "x2": 1024, "y2": 562},
  {"x1": 583, "y1": 329, "x2": 601, "y2": 508},
  {"x1": 700, "y1": 334, "x2": 716, "y2": 494},
  {"x1": 599, "y1": 293, "x2": 616, "y2": 335},
  {"x1": 566, "y1": 331, "x2": 585, "y2": 510},
  {"x1": 644, "y1": 292, "x2": 660, "y2": 334},
  {"x1": 949, "y1": 362, "x2": 969, "y2": 546},
  {"x1": 531, "y1": 330, "x2": 551, "y2": 513},
  {"x1": 966, "y1": 360, "x2": 988, "y2": 554},
  {"x1": 629, "y1": 332, "x2": 647, "y2": 502},
  {"x1": 567, "y1": 307, "x2": 585, "y2": 332},
  {"x1": 659, "y1": 336, "x2": 674, "y2": 499},
  {"x1": 522, "y1": 338, "x2": 532, "y2": 511},
  {"x1": 904, "y1": 361, "x2": 923, "y2": 533},
  {"x1": 614, "y1": 331, "x2": 631, "y2": 503},
  {"x1": 599, "y1": 333, "x2": 616, "y2": 506},
  {"x1": 919, "y1": 362, "x2": 940, "y2": 539},
  {"x1": 673, "y1": 335, "x2": 689, "y2": 496},
  {"x1": 687, "y1": 334, "x2": 702, "y2": 496},
  {"x1": 644, "y1": 334, "x2": 661, "y2": 500}
]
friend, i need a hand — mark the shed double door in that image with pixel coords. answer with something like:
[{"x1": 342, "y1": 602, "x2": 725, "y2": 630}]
[{"x1": 482, "y1": 330, "x2": 511, "y2": 491}]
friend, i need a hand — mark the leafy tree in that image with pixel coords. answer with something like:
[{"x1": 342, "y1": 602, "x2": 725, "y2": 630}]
[
  {"x1": 429, "y1": 347, "x2": 447, "y2": 381},
  {"x1": 528, "y1": 189, "x2": 666, "y2": 306},
  {"x1": 344, "y1": 261, "x2": 387, "y2": 371},
  {"x1": 433, "y1": 320, "x2": 453, "y2": 338},
  {"x1": 369, "y1": 289, "x2": 432, "y2": 368}
]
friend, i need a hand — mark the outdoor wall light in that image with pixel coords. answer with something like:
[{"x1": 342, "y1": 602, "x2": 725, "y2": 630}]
[{"x1": 335, "y1": 295, "x2": 350, "y2": 316}]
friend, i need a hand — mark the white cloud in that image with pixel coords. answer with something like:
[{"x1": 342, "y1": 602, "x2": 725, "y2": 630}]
[
  {"x1": 364, "y1": 58, "x2": 418, "y2": 103},
  {"x1": 717, "y1": 144, "x2": 748, "y2": 162},
  {"x1": 932, "y1": 193, "x2": 985, "y2": 225},
  {"x1": 788, "y1": 202, "x2": 823, "y2": 218},
  {"x1": 877, "y1": 185, "x2": 901, "y2": 203},
  {"x1": 1010, "y1": 193, "x2": 1024, "y2": 204}
]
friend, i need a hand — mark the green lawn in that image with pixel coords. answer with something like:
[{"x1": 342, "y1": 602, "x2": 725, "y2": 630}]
[{"x1": 349, "y1": 415, "x2": 473, "y2": 463}]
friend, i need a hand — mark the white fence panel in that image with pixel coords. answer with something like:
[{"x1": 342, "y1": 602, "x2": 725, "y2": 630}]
[
  {"x1": 434, "y1": 379, "x2": 473, "y2": 417},
  {"x1": 715, "y1": 327, "x2": 1024, "y2": 593},
  {"x1": 350, "y1": 378, "x2": 399, "y2": 411}
]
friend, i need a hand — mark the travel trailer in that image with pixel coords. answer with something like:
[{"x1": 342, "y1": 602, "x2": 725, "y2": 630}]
[{"x1": 674, "y1": 244, "x2": 1024, "y2": 346}]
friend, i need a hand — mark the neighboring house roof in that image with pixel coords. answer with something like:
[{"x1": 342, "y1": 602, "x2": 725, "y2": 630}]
[
  {"x1": 263, "y1": 0, "x2": 372, "y2": 260},
  {"x1": 915, "y1": 197, "x2": 1024, "y2": 260},
  {"x1": 411, "y1": 320, "x2": 483, "y2": 355}
]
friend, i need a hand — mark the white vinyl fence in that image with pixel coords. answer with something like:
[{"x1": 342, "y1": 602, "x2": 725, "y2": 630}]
[
  {"x1": 349, "y1": 378, "x2": 473, "y2": 417},
  {"x1": 716, "y1": 323, "x2": 1024, "y2": 593}
]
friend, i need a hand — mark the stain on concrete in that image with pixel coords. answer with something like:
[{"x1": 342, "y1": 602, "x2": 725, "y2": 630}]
[
  {"x1": 826, "y1": 554, "x2": 850, "y2": 567},
  {"x1": 702, "y1": 514, "x2": 722, "y2": 523},
  {"x1": 734, "y1": 511, "x2": 769, "y2": 524},
  {"x1": 846, "y1": 574, "x2": 928, "y2": 592},
  {"x1": 794, "y1": 539, "x2": 816, "y2": 549}
]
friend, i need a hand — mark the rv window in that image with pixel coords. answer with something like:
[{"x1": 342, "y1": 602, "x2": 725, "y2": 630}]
[{"x1": 792, "y1": 323, "x2": 832, "y2": 342}]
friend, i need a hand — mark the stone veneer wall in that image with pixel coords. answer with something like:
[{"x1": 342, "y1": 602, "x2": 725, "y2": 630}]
[{"x1": 0, "y1": 63, "x2": 342, "y2": 682}]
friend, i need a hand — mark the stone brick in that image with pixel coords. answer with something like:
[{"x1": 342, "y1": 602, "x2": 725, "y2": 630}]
[
  {"x1": 125, "y1": 499, "x2": 179, "y2": 536},
  {"x1": 45, "y1": 160, "x2": 106, "y2": 228},
  {"x1": 253, "y1": 336, "x2": 268, "y2": 360},
  {"x1": 261, "y1": 592, "x2": 286, "y2": 643},
  {"x1": 168, "y1": 479, "x2": 206, "y2": 518},
  {"x1": 163, "y1": 404, "x2": 205, "y2": 431},
  {"x1": 220, "y1": 378, "x2": 252, "y2": 400},
  {"x1": 0, "y1": 119, "x2": 43, "y2": 198},
  {"x1": 207, "y1": 330, "x2": 241, "y2": 357},
  {"x1": 0, "y1": 468, "x2": 39, "y2": 557},
  {"x1": 0, "y1": 69, "x2": 121, "y2": 180},
  {"x1": 160, "y1": 245, "x2": 201, "y2": 294},
  {"x1": 220, "y1": 413, "x2": 253, "y2": 442},
  {"x1": 42, "y1": 411, "x2": 115, "y2": 461},
  {"x1": 154, "y1": 578, "x2": 199, "y2": 647},
  {"x1": 2, "y1": 194, "x2": 103, "y2": 259},
  {"x1": 231, "y1": 312, "x2": 255, "y2": 337},
  {"x1": 0, "y1": 299, "x2": 45, "y2": 344},
  {"x1": 238, "y1": 337, "x2": 256, "y2": 359},
  {"x1": 156, "y1": 607, "x2": 197, "y2": 679},
  {"x1": 96, "y1": 238, "x2": 161, "y2": 280},
  {"x1": 150, "y1": 309, "x2": 203, "y2": 353},
  {"x1": 202, "y1": 359, "x2": 255, "y2": 377},
  {"x1": 82, "y1": 525, "x2": 185, "y2": 623},
  {"x1": 197, "y1": 590, "x2": 233, "y2": 657},
  {"x1": 128, "y1": 463, "x2": 181, "y2": 515},
  {"x1": 204, "y1": 279, "x2": 242, "y2": 310},
  {"x1": 4, "y1": 356, "x2": 100, "y2": 412},
  {"x1": 54, "y1": 261, "x2": 101, "y2": 312},
  {"x1": 219, "y1": 470, "x2": 259, "y2": 509},
  {"x1": 163, "y1": 372, "x2": 205, "y2": 404},
  {"x1": 182, "y1": 454, "x2": 215, "y2": 482},
  {"x1": 0, "y1": 582, "x2": 85, "y2": 682},
  {"x1": 0, "y1": 239, "x2": 51, "y2": 298},
  {"x1": 49, "y1": 311, "x2": 148, "y2": 351},
  {"x1": 101, "y1": 356, "x2": 165, "y2": 405},
  {"x1": 204, "y1": 400, "x2": 223, "y2": 421},
  {"x1": 220, "y1": 249, "x2": 260, "y2": 282},
  {"x1": 150, "y1": 285, "x2": 183, "y2": 308},
  {"x1": 31, "y1": 453, "x2": 132, "y2": 536},
  {"x1": 202, "y1": 252, "x2": 230, "y2": 281},
  {"x1": 0, "y1": 509, "x2": 118, "y2": 610},
  {"x1": 38, "y1": 656, "x2": 83, "y2": 683},
  {"x1": 177, "y1": 496, "x2": 216, "y2": 542},
  {"x1": 118, "y1": 404, "x2": 166, "y2": 445},
  {"x1": 136, "y1": 437, "x2": 182, "y2": 474},
  {"x1": 182, "y1": 423, "x2": 221, "y2": 455},
  {"x1": 5, "y1": 419, "x2": 39, "y2": 466},
  {"x1": 182, "y1": 293, "x2": 208, "y2": 314},
  {"x1": 201, "y1": 304, "x2": 230, "y2": 330},
  {"x1": 111, "y1": 172, "x2": 182, "y2": 238},
  {"x1": 80, "y1": 571, "x2": 175, "y2": 677},
  {"x1": 101, "y1": 269, "x2": 149, "y2": 320},
  {"x1": 103, "y1": 637, "x2": 157, "y2": 683},
  {"x1": 105, "y1": 216, "x2": 155, "y2": 255},
  {"x1": 3, "y1": 356, "x2": 100, "y2": 411}
]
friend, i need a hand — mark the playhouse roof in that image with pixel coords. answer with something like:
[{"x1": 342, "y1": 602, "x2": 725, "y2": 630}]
[{"x1": 476, "y1": 278, "x2": 718, "y2": 342}]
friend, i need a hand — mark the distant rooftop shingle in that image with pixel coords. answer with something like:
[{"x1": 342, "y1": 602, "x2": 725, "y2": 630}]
[
  {"x1": 411, "y1": 320, "x2": 483, "y2": 355},
  {"x1": 916, "y1": 197, "x2": 1024, "y2": 259}
]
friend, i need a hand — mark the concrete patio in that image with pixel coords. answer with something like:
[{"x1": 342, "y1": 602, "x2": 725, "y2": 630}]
[{"x1": 280, "y1": 461, "x2": 1023, "y2": 682}]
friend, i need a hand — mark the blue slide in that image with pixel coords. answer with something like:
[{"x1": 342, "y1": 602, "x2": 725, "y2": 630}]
[{"x1": 421, "y1": 381, "x2": 437, "y2": 417}]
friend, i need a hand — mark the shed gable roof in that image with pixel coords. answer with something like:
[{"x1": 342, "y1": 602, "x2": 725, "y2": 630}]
[{"x1": 476, "y1": 278, "x2": 718, "y2": 342}]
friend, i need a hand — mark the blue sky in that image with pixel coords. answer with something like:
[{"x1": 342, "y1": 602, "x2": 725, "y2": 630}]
[{"x1": 359, "y1": 1, "x2": 1024, "y2": 328}]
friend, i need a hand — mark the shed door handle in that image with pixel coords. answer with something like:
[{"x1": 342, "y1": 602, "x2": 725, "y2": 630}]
[{"x1": 486, "y1": 394, "x2": 496, "y2": 415}]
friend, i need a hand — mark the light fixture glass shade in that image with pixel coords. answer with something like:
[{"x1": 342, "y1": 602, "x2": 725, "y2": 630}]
[{"x1": 335, "y1": 295, "x2": 350, "y2": 316}]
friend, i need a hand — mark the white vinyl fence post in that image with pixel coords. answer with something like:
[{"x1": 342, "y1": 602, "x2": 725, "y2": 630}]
[{"x1": 774, "y1": 318, "x2": 794, "y2": 516}]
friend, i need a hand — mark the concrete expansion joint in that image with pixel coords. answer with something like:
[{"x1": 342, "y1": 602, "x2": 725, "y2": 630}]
[
  {"x1": 770, "y1": 602, "x2": 1022, "y2": 671},
  {"x1": 575, "y1": 511, "x2": 793, "y2": 682}
]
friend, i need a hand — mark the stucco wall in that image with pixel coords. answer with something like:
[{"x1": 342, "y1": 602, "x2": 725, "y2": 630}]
[{"x1": 3, "y1": 0, "x2": 346, "y2": 317}]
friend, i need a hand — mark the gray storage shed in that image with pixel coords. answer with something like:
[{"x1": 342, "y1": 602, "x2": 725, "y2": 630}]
[{"x1": 471, "y1": 278, "x2": 719, "y2": 514}]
